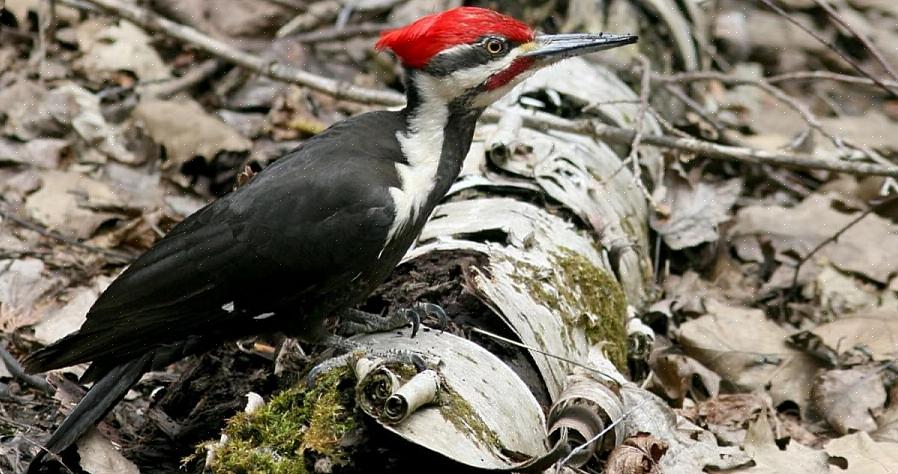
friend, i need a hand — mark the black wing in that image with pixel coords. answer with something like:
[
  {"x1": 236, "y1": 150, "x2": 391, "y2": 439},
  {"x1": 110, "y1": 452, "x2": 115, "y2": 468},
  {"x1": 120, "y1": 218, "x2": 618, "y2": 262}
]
[{"x1": 25, "y1": 111, "x2": 406, "y2": 372}]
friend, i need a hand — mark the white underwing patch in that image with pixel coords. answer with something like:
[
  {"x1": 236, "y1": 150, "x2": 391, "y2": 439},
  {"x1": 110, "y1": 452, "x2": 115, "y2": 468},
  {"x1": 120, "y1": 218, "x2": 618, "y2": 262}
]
[
  {"x1": 253, "y1": 312, "x2": 276, "y2": 320},
  {"x1": 221, "y1": 301, "x2": 235, "y2": 313}
]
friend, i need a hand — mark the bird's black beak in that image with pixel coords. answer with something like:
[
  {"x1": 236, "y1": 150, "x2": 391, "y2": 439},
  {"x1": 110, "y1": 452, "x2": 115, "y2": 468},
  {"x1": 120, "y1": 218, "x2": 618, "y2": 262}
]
[{"x1": 522, "y1": 33, "x2": 638, "y2": 62}]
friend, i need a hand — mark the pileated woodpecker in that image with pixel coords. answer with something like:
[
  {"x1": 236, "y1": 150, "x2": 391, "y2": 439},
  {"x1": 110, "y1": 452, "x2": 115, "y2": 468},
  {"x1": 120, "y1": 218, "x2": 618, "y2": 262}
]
[{"x1": 22, "y1": 6, "x2": 635, "y2": 471}]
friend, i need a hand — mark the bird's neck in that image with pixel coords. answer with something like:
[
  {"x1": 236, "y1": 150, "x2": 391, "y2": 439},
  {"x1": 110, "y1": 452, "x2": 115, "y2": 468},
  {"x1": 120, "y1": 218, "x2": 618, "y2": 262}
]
[{"x1": 401, "y1": 70, "x2": 483, "y2": 205}]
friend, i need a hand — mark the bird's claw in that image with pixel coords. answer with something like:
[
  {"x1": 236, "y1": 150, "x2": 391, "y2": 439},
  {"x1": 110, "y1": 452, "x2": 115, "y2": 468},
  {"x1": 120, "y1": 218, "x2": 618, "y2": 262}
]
[
  {"x1": 305, "y1": 346, "x2": 427, "y2": 387},
  {"x1": 401, "y1": 302, "x2": 448, "y2": 338}
]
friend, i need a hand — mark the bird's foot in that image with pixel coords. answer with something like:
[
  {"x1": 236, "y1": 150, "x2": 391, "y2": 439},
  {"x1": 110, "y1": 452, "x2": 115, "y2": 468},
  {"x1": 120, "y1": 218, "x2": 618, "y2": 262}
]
[
  {"x1": 305, "y1": 335, "x2": 427, "y2": 386},
  {"x1": 340, "y1": 303, "x2": 448, "y2": 338}
]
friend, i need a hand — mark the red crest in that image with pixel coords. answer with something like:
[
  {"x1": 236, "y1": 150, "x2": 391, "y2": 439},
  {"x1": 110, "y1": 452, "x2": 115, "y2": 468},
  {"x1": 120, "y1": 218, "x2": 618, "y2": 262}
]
[{"x1": 376, "y1": 7, "x2": 534, "y2": 68}]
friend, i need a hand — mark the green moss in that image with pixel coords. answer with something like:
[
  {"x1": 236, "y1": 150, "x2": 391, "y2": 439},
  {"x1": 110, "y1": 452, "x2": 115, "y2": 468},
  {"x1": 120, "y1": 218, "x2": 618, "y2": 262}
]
[
  {"x1": 440, "y1": 385, "x2": 503, "y2": 451},
  {"x1": 509, "y1": 247, "x2": 628, "y2": 371},
  {"x1": 209, "y1": 367, "x2": 358, "y2": 474}
]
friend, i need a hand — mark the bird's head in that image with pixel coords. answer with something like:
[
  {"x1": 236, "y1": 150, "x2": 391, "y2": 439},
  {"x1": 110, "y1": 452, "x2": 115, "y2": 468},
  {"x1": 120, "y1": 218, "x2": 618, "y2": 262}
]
[{"x1": 377, "y1": 7, "x2": 637, "y2": 109}]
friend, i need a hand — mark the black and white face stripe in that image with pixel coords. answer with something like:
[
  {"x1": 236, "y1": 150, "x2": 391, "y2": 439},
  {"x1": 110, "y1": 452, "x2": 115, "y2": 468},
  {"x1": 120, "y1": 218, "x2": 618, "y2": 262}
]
[{"x1": 424, "y1": 36, "x2": 517, "y2": 76}]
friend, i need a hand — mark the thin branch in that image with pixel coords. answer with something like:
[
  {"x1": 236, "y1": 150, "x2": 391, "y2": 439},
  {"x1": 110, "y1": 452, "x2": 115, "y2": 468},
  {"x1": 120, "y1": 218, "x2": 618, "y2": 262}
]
[
  {"x1": 28, "y1": 0, "x2": 56, "y2": 78},
  {"x1": 137, "y1": 59, "x2": 223, "y2": 99},
  {"x1": 811, "y1": 0, "x2": 898, "y2": 84},
  {"x1": 621, "y1": 55, "x2": 657, "y2": 206},
  {"x1": 659, "y1": 70, "x2": 843, "y2": 151},
  {"x1": 64, "y1": 0, "x2": 406, "y2": 106},
  {"x1": 755, "y1": 0, "x2": 898, "y2": 97},
  {"x1": 0, "y1": 205, "x2": 135, "y2": 262},
  {"x1": 287, "y1": 23, "x2": 391, "y2": 44},
  {"x1": 790, "y1": 193, "x2": 898, "y2": 290},
  {"x1": 0, "y1": 344, "x2": 53, "y2": 393},
  {"x1": 505, "y1": 109, "x2": 898, "y2": 179},
  {"x1": 767, "y1": 70, "x2": 898, "y2": 89}
]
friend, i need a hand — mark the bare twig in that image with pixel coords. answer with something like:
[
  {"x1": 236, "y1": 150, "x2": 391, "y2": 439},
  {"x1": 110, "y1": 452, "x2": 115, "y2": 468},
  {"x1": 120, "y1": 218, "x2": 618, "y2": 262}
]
[
  {"x1": 618, "y1": 56, "x2": 657, "y2": 205},
  {"x1": 65, "y1": 0, "x2": 898, "y2": 180},
  {"x1": 288, "y1": 23, "x2": 392, "y2": 44},
  {"x1": 0, "y1": 344, "x2": 53, "y2": 393},
  {"x1": 767, "y1": 70, "x2": 898, "y2": 89},
  {"x1": 29, "y1": 0, "x2": 56, "y2": 78},
  {"x1": 659, "y1": 70, "x2": 845, "y2": 151},
  {"x1": 790, "y1": 193, "x2": 898, "y2": 290},
  {"x1": 811, "y1": 0, "x2": 898, "y2": 83},
  {"x1": 506, "y1": 109, "x2": 898, "y2": 179},
  {"x1": 755, "y1": 0, "x2": 898, "y2": 97},
  {"x1": 64, "y1": 0, "x2": 406, "y2": 106},
  {"x1": 0, "y1": 205, "x2": 134, "y2": 262},
  {"x1": 137, "y1": 59, "x2": 223, "y2": 99}
]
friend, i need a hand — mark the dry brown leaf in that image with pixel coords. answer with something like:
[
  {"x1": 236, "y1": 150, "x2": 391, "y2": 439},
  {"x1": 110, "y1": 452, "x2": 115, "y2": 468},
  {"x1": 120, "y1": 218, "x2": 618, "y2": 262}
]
[
  {"x1": 0, "y1": 80, "x2": 66, "y2": 141},
  {"x1": 811, "y1": 368, "x2": 886, "y2": 435},
  {"x1": 824, "y1": 432, "x2": 898, "y2": 474},
  {"x1": 649, "y1": 351, "x2": 721, "y2": 402},
  {"x1": 24, "y1": 170, "x2": 121, "y2": 239},
  {"x1": 75, "y1": 18, "x2": 171, "y2": 82},
  {"x1": 32, "y1": 285, "x2": 102, "y2": 346},
  {"x1": 737, "y1": 412, "x2": 830, "y2": 473},
  {"x1": 730, "y1": 194, "x2": 898, "y2": 284},
  {"x1": 812, "y1": 265, "x2": 878, "y2": 316},
  {"x1": 605, "y1": 432, "x2": 668, "y2": 474},
  {"x1": 650, "y1": 175, "x2": 742, "y2": 250},
  {"x1": 132, "y1": 98, "x2": 251, "y2": 171},
  {"x1": 76, "y1": 429, "x2": 140, "y2": 474},
  {"x1": 0, "y1": 138, "x2": 68, "y2": 168},
  {"x1": 677, "y1": 299, "x2": 822, "y2": 412},
  {"x1": 810, "y1": 307, "x2": 898, "y2": 362},
  {"x1": 690, "y1": 393, "x2": 770, "y2": 446},
  {"x1": 0, "y1": 258, "x2": 63, "y2": 332}
]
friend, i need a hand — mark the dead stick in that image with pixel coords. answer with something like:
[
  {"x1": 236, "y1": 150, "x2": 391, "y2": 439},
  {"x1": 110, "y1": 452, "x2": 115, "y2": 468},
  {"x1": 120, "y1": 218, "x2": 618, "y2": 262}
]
[
  {"x1": 755, "y1": 0, "x2": 898, "y2": 97},
  {"x1": 811, "y1": 0, "x2": 898, "y2": 84},
  {"x1": 0, "y1": 344, "x2": 53, "y2": 393}
]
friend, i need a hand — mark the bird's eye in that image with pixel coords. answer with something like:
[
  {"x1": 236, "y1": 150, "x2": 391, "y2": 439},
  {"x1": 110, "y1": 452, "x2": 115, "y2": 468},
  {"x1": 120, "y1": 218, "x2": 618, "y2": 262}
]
[{"x1": 485, "y1": 38, "x2": 507, "y2": 55}]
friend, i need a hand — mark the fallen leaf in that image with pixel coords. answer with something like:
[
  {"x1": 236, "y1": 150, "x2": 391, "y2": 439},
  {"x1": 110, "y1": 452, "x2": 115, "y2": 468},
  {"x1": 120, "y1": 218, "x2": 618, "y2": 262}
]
[
  {"x1": 811, "y1": 368, "x2": 886, "y2": 435},
  {"x1": 813, "y1": 265, "x2": 878, "y2": 317},
  {"x1": 605, "y1": 432, "x2": 667, "y2": 474},
  {"x1": 0, "y1": 258, "x2": 62, "y2": 332},
  {"x1": 49, "y1": 84, "x2": 141, "y2": 164},
  {"x1": 32, "y1": 285, "x2": 100, "y2": 346},
  {"x1": 824, "y1": 432, "x2": 898, "y2": 474},
  {"x1": 24, "y1": 170, "x2": 121, "y2": 239},
  {"x1": 0, "y1": 138, "x2": 69, "y2": 168},
  {"x1": 132, "y1": 98, "x2": 251, "y2": 171},
  {"x1": 650, "y1": 351, "x2": 721, "y2": 402},
  {"x1": 75, "y1": 18, "x2": 171, "y2": 81},
  {"x1": 651, "y1": 175, "x2": 742, "y2": 250},
  {"x1": 76, "y1": 429, "x2": 140, "y2": 474},
  {"x1": 810, "y1": 307, "x2": 898, "y2": 362},
  {"x1": 0, "y1": 80, "x2": 66, "y2": 140},
  {"x1": 690, "y1": 393, "x2": 770, "y2": 446},
  {"x1": 677, "y1": 299, "x2": 822, "y2": 412},
  {"x1": 730, "y1": 194, "x2": 898, "y2": 284},
  {"x1": 737, "y1": 411, "x2": 830, "y2": 473}
]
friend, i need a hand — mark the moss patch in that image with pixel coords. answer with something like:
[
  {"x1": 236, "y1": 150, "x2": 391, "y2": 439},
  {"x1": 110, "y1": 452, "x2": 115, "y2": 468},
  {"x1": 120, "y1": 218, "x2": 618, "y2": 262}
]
[
  {"x1": 209, "y1": 367, "x2": 358, "y2": 474},
  {"x1": 510, "y1": 247, "x2": 628, "y2": 371},
  {"x1": 440, "y1": 385, "x2": 503, "y2": 451}
]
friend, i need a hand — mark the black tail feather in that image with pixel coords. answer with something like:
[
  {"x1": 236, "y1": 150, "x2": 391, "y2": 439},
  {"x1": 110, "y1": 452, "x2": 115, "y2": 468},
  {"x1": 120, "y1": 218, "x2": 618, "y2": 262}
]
[{"x1": 27, "y1": 352, "x2": 153, "y2": 473}]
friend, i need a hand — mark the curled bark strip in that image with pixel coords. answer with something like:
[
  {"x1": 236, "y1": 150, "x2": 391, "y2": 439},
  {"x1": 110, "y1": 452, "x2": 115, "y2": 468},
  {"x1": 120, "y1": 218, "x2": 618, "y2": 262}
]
[
  {"x1": 382, "y1": 370, "x2": 441, "y2": 424},
  {"x1": 354, "y1": 358, "x2": 401, "y2": 419}
]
